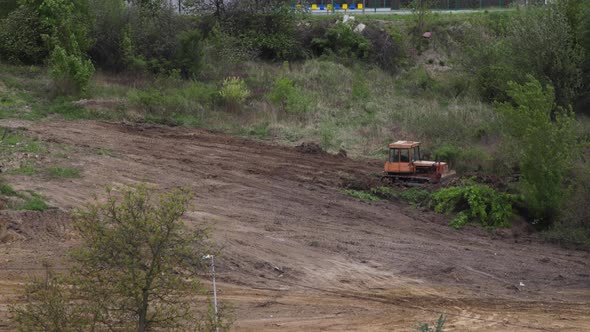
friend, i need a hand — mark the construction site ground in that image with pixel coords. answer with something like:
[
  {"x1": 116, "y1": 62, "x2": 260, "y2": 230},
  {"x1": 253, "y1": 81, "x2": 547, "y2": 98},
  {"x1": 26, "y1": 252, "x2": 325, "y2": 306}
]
[{"x1": 0, "y1": 119, "x2": 588, "y2": 331}]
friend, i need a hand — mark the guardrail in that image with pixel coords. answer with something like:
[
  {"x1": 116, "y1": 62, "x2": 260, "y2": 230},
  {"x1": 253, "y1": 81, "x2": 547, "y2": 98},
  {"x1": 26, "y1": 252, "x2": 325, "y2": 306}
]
[{"x1": 293, "y1": 0, "x2": 524, "y2": 12}]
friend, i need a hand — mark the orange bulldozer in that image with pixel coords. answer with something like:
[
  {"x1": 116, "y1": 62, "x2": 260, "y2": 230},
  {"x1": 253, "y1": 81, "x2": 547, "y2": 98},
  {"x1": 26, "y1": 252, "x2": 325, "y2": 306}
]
[{"x1": 382, "y1": 141, "x2": 455, "y2": 185}]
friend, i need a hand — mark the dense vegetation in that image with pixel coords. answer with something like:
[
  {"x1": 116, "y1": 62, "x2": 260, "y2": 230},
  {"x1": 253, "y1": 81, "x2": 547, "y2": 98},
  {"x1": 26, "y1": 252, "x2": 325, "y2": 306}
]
[{"x1": 0, "y1": 1, "x2": 589, "y2": 246}]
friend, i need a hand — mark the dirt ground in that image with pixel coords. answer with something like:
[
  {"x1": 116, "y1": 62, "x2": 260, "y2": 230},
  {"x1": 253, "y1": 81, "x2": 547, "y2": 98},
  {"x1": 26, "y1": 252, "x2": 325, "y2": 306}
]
[{"x1": 0, "y1": 119, "x2": 589, "y2": 331}]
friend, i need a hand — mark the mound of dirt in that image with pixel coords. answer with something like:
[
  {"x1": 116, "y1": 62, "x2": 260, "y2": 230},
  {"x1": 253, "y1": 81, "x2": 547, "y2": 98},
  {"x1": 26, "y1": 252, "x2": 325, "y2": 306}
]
[
  {"x1": 295, "y1": 142, "x2": 326, "y2": 155},
  {"x1": 0, "y1": 209, "x2": 72, "y2": 243}
]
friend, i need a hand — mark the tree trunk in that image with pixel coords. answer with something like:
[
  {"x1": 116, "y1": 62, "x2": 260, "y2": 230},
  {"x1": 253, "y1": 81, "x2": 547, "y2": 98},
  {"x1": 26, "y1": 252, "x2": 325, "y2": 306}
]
[{"x1": 138, "y1": 290, "x2": 149, "y2": 332}]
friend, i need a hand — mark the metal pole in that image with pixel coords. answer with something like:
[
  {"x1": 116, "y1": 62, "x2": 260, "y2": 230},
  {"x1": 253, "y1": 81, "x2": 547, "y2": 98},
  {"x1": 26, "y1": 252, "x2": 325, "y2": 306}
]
[
  {"x1": 211, "y1": 256, "x2": 219, "y2": 332},
  {"x1": 363, "y1": 0, "x2": 366, "y2": 13},
  {"x1": 332, "y1": 0, "x2": 335, "y2": 13},
  {"x1": 373, "y1": 0, "x2": 376, "y2": 12}
]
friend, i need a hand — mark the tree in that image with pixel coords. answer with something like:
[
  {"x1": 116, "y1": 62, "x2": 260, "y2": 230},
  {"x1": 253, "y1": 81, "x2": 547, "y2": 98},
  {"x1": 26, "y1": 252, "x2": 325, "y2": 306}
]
[
  {"x1": 505, "y1": 3, "x2": 583, "y2": 107},
  {"x1": 497, "y1": 77, "x2": 579, "y2": 224},
  {"x1": 70, "y1": 185, "x2": 210, "y2": 331},
  {"x1": 11, "y1": 185, "x2": 221, "y2": 331}
]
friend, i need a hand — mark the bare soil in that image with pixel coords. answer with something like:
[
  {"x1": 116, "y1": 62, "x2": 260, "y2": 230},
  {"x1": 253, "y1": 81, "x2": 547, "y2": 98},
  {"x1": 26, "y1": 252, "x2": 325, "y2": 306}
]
[{"x1": 0, "y1": 119, "x2": 589, "y2": 331}]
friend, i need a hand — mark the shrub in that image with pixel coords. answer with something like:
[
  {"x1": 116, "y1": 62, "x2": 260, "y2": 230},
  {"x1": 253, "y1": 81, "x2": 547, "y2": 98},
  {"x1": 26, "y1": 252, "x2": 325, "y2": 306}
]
[
  {"x1": 125, "y1": 4, "x2": 195, "y2": 74},
  {"x1": 19, "y1": 197, "x2": 49, "y2": 211},
  {"x1": 505, "y1": 4, "x2": 583, "y2": 107},
  {"x1": 221, "y1": 10, "x2": 306, "y2": 61},
  {"x1": 466, "y1": 4, "x2": 583, "y2": 106},
  {"x1": 433, "y1": 145, "x2": 491, "y2": 174},
  {"x1": 267, "y1": 75, "x2": 310, "y2": 114},
  {"x1": 176, "y1": 28, "x2": 204, "y2": 78},
  {"x1": 362, "y1": 24, "x2": 407, "y2": 73},
  {"x1": 47, "y1": 166, "x2": 81, "y2": 178},
  {"x1": 543, "y1": 165, "x2": 590, "y2": 248},
  {"x1": 417, "y1": 314, "x2": 446, "y2": 332},
  {"x1": 128, "y1": 81, "x2": 215, "y2": 123},
  {"x1": 87, "y1": 0, "x2": 128, "y2": 71},
  {"x1": 219, "y1": 76, "x2": 250, "y2": 109},
  {"x1": 497, "y1": 78, "x2": 579, "y2": 224},
  {"x1": 0, "y1": 6, "x2": 50, "y2": 64},
  {"x1": 400, "y1": 188, "x2": 431, "y2": 205},
  {"x1": 343, "y1": 189, "x2": 380, "y2": 202},
  {"x1": 312, "y1": 22, "x2": 371, "y2": 60},
  {"x1": 432, "y1": 184, "x2": 517, "y2": 229},
  {"x1": 49, "y1": 46, "x2": 95, "y2": 95}
]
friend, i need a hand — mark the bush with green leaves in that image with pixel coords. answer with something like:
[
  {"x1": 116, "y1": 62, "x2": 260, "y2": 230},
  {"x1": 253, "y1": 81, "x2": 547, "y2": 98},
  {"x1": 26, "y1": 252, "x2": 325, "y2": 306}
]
[
  {"x1": 497, "y1": 78, "x2": 579, "y2": 224},
  {"x1": 0, "y1": 6, "x2": 50, "y2": 64},
  {"x1": 267, "y1": 75, "x2": 310, "y2": 114},
  {"x1": 177, "y1": 28, "x2": 204, "y2": 78},
  {"x1": 466, "y1": 3, "x2": 583, "y2": 106},
  {"x1": 221, "y1": 9, "x2": 306, "y2": 61},
  {"x1": 128, "y1": 81, "x2": 216, "y2": 125},
  {"x1": 432, "y1": 184, "x2": 517, "y2": 229},
  {"x1": 87, "y1": 0, "x2": 128, "y2": 71},
  {"x1": 433, "y1": 144, "x2": 491, "y2": 174},
  {"x1": 343, "y1": 189, "x2": 380, "y2": 202},
  {"x1": 219, "y1": 76, "x2": 250, "y2": 109},
  {"x1": 543, "y1": 164, "x2": 590, "y2": 248},
  {"x1": 417, "y1": 314, "x2": 446, "y2": 332},
  {"x1": 49, "y1": 46, "x2": 95, "y2": 95},
  {"x1": 20, "y1": 0, "x2": 93, "y2": 54},
  {"x1": 312, "y1": 22, "x2": 371, "y2": 60}
]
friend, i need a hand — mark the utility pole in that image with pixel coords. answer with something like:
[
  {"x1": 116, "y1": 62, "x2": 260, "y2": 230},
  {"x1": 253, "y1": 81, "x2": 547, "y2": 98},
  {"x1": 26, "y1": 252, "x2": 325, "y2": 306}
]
[{"x1": 203, "y1": 255, "x2": 219, "y2": 332}]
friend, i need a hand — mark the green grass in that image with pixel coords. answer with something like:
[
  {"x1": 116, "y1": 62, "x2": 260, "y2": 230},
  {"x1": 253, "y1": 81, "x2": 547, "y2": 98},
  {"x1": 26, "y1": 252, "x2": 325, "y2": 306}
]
[
  {"x1": 46, "y1": 166, "x2": 81, "y2": 179},
  {"x1": 9, "y1": 162, "x2": 37, "y2": 176},
  {"x1": 343, "y1": 189, "x2": 381, "y2": 202},
  {"x1": 0, "y1": 183, "x2": 18, "y2": 196},
  {"x1": 18, "y1": 197, "x2": 49, "y2": 211},
  {"x1": 96, "y1": 148, "x2": 113, "y2": 156}
]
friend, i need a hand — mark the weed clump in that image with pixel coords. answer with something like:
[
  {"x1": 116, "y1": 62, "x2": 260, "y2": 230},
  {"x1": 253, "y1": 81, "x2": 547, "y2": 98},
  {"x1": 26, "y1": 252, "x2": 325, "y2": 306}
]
[
  {"x1": 343, "y1": 189, "x2": 380, "y2": 202},
  {"x1": 432, "y1": 184, "x2": 517, "y2": 229}
]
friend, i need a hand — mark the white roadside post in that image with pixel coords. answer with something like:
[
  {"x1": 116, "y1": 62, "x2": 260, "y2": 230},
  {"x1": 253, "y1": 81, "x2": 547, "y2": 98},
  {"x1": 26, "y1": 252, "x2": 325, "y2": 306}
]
[{"x1": 203, "y1": 255, "x2": 219, "y2": 332}]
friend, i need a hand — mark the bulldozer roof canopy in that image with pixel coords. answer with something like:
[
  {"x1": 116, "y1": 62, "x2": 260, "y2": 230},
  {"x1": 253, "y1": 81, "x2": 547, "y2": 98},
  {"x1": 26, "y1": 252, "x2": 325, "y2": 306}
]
[{"x1": 389, "y1": 141, "x2": 421, "y2": 149}]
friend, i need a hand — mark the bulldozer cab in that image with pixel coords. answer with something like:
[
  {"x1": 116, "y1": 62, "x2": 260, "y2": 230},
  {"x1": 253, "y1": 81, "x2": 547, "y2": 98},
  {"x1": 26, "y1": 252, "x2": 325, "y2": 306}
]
[{"x1": 387, "y1": 141, "x2": 421, "y2": 173}]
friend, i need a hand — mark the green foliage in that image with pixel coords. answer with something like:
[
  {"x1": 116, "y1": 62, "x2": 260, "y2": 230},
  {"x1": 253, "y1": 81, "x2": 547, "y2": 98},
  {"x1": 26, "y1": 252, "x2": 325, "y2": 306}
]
[
  {"x1": 219, "y1": 76, "x2": 250, "y2": 108},
  {"x1": 20, "y1": 0, "x2": 92, "y2": 54},
  {"x1": 312, "y1": 22, "x2": 371, "y2": 60},
  {"x1": 370, "y1": 186, "x2": 398, "y2": 200},
  {"x1": 0, "y1": 6, "x2": 50, "y2": 64},
  {"x1": 433, "y1": 144, "x2": 491, "y2": 174},
  {"x1": 177, "y1": 28, "x2": 204, "y2": 78},
  {"x1": 222, "y1": 10, "x2": 306, "y2": 61},
  {"x1": 417, "y1": 314, "x2": 446, "y2": 332},
  {"x1": 0, "y1": 183, "x2": 17, "y2": 196},
  {"x1": 267, "y1": 75, "x2": 310, "y2": 114},
  {"x1": 497, "y1": 78, "x2": 579, "y2": 223},
  {"x1": 400, "y1": 188, "x2": 431, "y2": 205},
  {"x1": 126, "y1": 4, "x2": 195, "y2": 74},
  {"x1": 10, "y1": 267, "x2": 85, "y2": 331},
  {"x1": 467, "y1": 4, "x2": 584, "y2": 106},
  {"x1": 19, "y1": 196, "x2": 49, "y2": 211},
  {"x1": 343, "y1": 189, "x2": 381, "y2": 202},
  {"x1": 47, "y1": 166, "x2": 80, "y2": 179},
  {"x1": 543, "y1": 165, "x2": 590, "y2": 248},
  {"x1": 68, "y1": 185, "x2": 212, "y2": 330},
  {"x1": 87, "y1": 0, "x2": 128, "y2": 71},
  {"x1": 433, "y1": 184, "x2": 516, "y2": 229},
  {"x1": 128, "y1": 81, "x2": 215, "y2": 124},
  {"x1": 96, "y1": 148, "x2": 112, "y2": 156},
  {"x1": 9, "y1": 162, "x2": 37, "y2": 176},
  {"x1": 49, "y1": 46, "x2": 95, "y2": 95}
]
